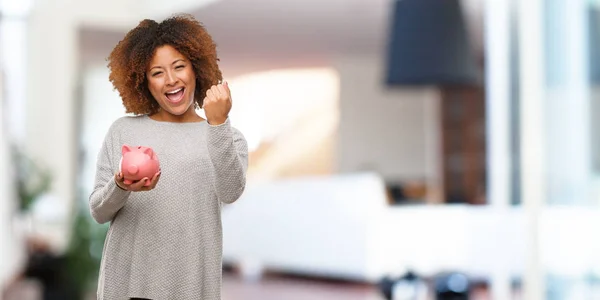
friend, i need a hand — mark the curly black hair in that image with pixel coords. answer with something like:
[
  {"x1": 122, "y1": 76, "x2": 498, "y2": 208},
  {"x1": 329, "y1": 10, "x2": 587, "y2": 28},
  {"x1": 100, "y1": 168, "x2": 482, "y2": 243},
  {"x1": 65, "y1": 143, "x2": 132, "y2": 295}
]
[{"x1": 107, "y1": 14, "x2": 222, "y2": 114}]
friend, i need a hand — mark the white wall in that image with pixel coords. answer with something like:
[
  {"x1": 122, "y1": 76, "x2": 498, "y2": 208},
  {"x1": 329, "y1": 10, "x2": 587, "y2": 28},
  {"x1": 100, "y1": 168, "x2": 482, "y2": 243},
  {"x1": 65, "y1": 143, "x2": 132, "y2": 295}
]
[
  {"x1": 80, "y1": 66, "x2": 131, "y2": 201},
  {"x1": 335, "y1": 55, "x2": 441, "y2": 184},
  {"x1": 0, "y1": 69, "x2": 24, "y2": 289},
  {"x1": 26, "y1": 0, "x2": 78, "y2": 250},
  {"x1": 76, "y1": 0, "x2": 218, "y2": 31}
]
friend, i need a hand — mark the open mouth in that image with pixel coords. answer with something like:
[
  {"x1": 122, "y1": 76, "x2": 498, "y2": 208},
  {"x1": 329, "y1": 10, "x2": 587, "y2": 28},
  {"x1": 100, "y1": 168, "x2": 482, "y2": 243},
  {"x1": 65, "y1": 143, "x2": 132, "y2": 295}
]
[{"x1": 165, "y1": 87, "x2": 185, "y2": 104}]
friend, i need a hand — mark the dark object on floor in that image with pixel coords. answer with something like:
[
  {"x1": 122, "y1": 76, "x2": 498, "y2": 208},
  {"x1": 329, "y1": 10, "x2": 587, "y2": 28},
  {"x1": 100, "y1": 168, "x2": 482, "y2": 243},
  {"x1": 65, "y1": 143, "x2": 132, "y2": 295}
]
[
  {"x1": 379, "y1": 271, "x2": 427, "y2": 300},
  {"x1": 24, "y1": 251, "x2": 77, "y2": 300},
  {"x1": 434, "y1": 272, "x2": 470, "y2": 300},
  {"x1": 378, "y1": 275, "x2": 395, "y2": 300}
]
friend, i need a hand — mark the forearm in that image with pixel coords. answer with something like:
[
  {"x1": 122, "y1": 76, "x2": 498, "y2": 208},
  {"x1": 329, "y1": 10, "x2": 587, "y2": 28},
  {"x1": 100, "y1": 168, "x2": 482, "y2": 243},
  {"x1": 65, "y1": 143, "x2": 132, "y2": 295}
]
[
  {"x1": 89, "y1": 175, "x2": 131, "y2": 224},
  {"x1": 206, "y1": 118, "x2": 248, "y2": 203}
]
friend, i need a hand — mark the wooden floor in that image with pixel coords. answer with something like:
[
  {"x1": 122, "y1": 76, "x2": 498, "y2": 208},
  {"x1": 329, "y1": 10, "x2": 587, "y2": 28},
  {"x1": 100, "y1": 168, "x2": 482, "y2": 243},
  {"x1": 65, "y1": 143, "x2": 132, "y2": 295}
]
[
  {"x1": 5, "y1": 271, "x2": 493, "y2": 300},
  {"x1": 222, "y1": 273, "x2": 384, "y2": 300},
  {"x1": 222, "y1": 271, "x2": 496, "y2": 300}
]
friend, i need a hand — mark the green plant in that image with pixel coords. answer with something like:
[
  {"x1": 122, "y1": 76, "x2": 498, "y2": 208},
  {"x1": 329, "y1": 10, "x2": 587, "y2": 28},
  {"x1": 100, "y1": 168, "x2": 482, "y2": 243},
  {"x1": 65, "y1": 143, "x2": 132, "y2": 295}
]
[
  {"x1": 9, "y1": 145, "x2": 108, "y2": 299},
  {"x1": 64, "y1": 191, "x2": 109, "y2": 299},
  {"x1": 12, "y1": 146, "x2": 53, "y2": 211},
  {"x1": 11, "y1": 146, "x2": 109, "y2": 298}
]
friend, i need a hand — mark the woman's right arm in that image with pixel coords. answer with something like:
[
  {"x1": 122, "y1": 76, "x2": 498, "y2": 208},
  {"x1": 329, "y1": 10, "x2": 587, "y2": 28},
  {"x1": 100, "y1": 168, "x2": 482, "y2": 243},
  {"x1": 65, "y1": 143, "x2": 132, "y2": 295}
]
[{"x1": 88, "y1": 126, "x2": 131, "y2": 224}]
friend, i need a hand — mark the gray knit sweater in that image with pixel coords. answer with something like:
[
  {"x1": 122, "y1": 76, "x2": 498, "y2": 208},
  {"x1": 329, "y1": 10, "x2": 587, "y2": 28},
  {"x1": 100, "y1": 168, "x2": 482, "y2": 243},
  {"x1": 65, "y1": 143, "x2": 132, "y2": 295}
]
[{"x1": 89, "y1": 115, "x2": 248, "y2": 300}]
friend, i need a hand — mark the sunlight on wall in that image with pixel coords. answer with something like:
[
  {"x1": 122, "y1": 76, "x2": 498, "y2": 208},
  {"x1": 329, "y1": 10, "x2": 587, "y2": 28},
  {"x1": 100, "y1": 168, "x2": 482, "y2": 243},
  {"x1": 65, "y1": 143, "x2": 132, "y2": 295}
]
[
  {"x1": 227, "y1": 68, "x2": 339, "y2": 152},
  {"x1": 225, "y1": 68, "x2": 340, "y2": 181}
]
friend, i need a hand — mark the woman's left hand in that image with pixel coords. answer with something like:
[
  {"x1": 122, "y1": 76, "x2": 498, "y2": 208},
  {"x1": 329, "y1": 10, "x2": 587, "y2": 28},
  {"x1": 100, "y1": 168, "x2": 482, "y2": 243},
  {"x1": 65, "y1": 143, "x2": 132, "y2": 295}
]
[{"x1": 203, "y1": 81, "x2": 232, "y2": 125}]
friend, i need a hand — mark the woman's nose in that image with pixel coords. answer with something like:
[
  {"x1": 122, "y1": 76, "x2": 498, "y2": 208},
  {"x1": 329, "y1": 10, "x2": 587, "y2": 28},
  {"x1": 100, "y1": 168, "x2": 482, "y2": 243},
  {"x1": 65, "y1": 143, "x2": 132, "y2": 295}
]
[{"x1": 165, "y1": 71, "x2": 178, "y2": 85}]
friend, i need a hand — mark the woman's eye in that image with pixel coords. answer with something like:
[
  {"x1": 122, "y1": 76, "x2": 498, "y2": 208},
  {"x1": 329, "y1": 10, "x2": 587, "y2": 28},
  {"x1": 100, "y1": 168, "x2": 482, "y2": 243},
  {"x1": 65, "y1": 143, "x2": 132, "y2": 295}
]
[
  {"x1": 176, "y1": 65, "x2": 185, "y2": 69},
  {"x1": 152, "y1": 71, "x2": 162, "y2": 76}
]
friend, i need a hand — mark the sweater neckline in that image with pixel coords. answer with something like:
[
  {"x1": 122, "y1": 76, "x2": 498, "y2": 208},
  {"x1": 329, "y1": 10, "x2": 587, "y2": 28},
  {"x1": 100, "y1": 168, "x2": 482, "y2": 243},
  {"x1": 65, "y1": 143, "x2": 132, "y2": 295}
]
[{"x1": 143, "y1": 114, "x2": 207, "y2": 125}]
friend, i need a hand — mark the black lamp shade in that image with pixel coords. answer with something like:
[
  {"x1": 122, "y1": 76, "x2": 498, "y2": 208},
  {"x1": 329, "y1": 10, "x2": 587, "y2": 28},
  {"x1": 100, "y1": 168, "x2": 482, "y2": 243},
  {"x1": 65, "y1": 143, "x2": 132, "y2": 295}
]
[{"x1": 386, "y1": 0, "x2": 479, "y2": 86}]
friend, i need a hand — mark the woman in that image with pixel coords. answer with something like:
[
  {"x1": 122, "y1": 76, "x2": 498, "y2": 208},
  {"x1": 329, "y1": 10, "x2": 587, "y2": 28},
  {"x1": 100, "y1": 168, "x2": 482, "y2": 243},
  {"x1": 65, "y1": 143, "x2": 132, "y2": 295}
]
[{"x1": 89, "y1": 14, "x2": 248, "y2": 300}]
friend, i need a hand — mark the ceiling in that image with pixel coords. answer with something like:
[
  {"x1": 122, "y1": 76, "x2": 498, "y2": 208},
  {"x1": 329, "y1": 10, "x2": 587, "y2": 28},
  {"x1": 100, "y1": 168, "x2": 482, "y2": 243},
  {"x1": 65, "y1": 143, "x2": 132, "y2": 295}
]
[{"x1": 80, "y1": 0, "x2": 484, "y2": 76}]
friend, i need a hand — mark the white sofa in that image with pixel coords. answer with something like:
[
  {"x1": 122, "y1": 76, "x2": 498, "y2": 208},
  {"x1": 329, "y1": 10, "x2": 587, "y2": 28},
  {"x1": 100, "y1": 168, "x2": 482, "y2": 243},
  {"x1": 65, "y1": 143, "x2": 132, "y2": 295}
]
[{"x1": 222, "y1": 172, "x2": 600, "y2": 284}]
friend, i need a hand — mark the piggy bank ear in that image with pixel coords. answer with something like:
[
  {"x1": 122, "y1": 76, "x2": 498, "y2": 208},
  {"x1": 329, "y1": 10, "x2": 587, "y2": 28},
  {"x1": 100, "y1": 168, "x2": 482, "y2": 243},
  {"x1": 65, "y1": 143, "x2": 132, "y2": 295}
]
[
  {"x1": 122, "y1": 145, "x2": 133, "y2": 155},
  {"x1": 143, "y1": 147, "x2": 154, "y2": 157}
]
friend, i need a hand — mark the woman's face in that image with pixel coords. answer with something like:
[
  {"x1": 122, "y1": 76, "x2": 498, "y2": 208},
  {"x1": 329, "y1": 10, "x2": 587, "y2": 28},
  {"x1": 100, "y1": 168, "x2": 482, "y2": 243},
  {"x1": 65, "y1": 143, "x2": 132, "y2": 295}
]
[{"x1": 146, "y1": 44, "x2": 197, "y2": 117}]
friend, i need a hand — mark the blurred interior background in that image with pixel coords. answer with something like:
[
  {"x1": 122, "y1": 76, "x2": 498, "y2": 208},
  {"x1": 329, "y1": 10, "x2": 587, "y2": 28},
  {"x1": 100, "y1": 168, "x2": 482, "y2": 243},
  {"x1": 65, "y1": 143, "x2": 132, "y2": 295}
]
[{"x1": 2, "y1": 0, "x2": 600, "y2": 299}]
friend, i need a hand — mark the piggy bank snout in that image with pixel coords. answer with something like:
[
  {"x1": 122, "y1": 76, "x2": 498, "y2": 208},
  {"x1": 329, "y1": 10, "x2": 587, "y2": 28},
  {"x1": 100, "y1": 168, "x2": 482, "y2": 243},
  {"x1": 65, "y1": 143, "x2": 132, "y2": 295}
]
[{"x1": 128, "y1": 165, "x2": 139, "y2": 175}]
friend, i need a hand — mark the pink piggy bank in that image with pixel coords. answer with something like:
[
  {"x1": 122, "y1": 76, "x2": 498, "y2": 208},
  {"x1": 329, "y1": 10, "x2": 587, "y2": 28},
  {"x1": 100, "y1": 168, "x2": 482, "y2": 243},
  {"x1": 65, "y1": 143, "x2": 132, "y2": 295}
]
[{"x1": 120, "y1": 145, "x2": 160, "y2": 186}]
